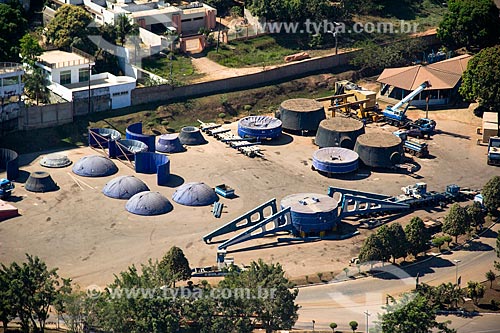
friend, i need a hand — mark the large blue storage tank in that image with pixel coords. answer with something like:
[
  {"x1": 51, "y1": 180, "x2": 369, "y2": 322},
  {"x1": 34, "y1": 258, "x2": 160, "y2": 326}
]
[
  {"x1": 280, "y1": 193, "x2": 339, "y2": 235},
  {"x1": 312, "y1": 147, "x2": 359, "y2": 174},
  {"x1": 238, "y1": 116, "x2": 282, "y2": 140}
]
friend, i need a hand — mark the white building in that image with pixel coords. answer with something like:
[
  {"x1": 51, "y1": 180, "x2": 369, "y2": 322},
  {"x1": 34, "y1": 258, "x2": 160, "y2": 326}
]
[
  {"x1": 0, "y1": 63, "x2": 24, "y2": 100},
  {"x1": 83, "y1": 0, "x2": 216, "y2": 35},
  {"x1": 36, "y1": 50, "x2": 136, "y2": 109},
  {"x1": 0, "y1": 63, "x2": 24, "y2": 123}
]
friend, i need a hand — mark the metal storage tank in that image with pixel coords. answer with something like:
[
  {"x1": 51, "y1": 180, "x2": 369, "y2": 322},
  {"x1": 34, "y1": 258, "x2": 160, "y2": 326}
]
[
  {"x1": 0, "y1": 148, "x2": 19, "y2": 180},
  {"x1": 40, "y1": 153, "x2": 72, "y2": 168},
  {"x1": 178, "y1": 126, "x2": 207, "y2": 145},
  {"x1": 72, "y1": 155, "x2": 118, "y2": 177},
  {"x1": 312, "y1": 147, "x2": 359, "y2": 174},
  {"x1": 354, "y1": 133, "x2": 404, "y2": 168},
  {"x1": 102, "y1": 175, "x2": 150, "y2": 199},
  {"x1": 279, "y1": 98, "x2": 326, "y2": 133},
  {"x1": 126, "y1": 191, "x2": 173, "y2": 216},
  {"x1": 237, "y1": 116, "x2": 282, "y2": 140},
  {"x1": 156, "y1": 134, "x2": 185, "y2": 153},
  {"x1": 172, "y1": 182, "x2": 218, "y2": 206},
  {"x1": 315, "y1": 118, "x2": 365, "y2": 149},
  {"x1": 280, "y1": 193, "x2": 339, "y2": 235},
  {"x1": 25, "y1": 171, "x2": 58, "y2": 192}
]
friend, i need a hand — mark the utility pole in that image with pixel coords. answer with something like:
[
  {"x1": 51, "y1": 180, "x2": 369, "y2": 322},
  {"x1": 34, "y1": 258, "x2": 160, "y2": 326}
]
[
  {"x1": 454, "y1": 259, "x2": 461, "y2": 285},
  {"x1": 216, "y1": 16, "x2": 222, "y2": 53},
  {"x1": 88, "y1": 62, "x2": 91, "y2": 114},
  {"x1": 364, "y1": 310, "x2": 371, "y2": 333}
]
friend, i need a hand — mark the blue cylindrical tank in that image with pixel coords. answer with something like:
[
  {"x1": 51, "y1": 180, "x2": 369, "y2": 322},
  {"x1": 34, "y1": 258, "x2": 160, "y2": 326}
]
[
  {"x1": 238, "y1": 116, "x2": 282, "y2": 140},
  {"x1": 312, "y1": 147, "x2": 359, "y2": 174},
  {"x1": 280, "y1": 193, "x2": 339, "y2": 235}
]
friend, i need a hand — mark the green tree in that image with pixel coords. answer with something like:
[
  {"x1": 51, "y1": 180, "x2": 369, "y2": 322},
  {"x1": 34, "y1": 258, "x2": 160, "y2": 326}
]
[
  {"x1": 432, "y1": 236, "x2": 445, "y2": 251},
  {"x1": 437, "y1": 0, "x2": 500, "y2": 50},
  {"x1": 387, "y1": 223, "x2": 408, "y2": 263},
  {"x1": 405, "y1": 216, "x2": 430, "y2": 258},
  {"x1": 0, "y1": 3, "x2": 27, "y2": 61},
  {"x1": 417, "y1": 282, "x2": 464, "y2": 310},
  {"x1": 3, "y1": 254, "x2": 70, "y2": 333},
  {"x1": 239, "y1": 259, "x2": 299, "y2": 333},
  {"x1": 482, "y1": 176, "x2": 500, "y2": 213},
  {"x1": 330, "y1": 322, "x2": 338, "y2": 332},
  {"x1": 485, "y1": 270, "x2": 496, "y2": 289},
  {"x1": 460, "y1": 46, "x2": 500, "y2": 112},
  {"x1": 374, "y1": 293, "x2": 455, "y2": 333},
  {"x1": 0, "y1": 266, "x2": 14, "y2": 331},
  {"x1": 56, "y1": 289, "x2": 87, "y2": 333},
  {"x1": 349, "y1": 320, "x2": 358, "y2": 332},
  {"x1": 442, "y1": 235, "x2": 452, "y2": 248},
  {"x1": 350, "y1": 38, "x2": 423, "y2": 75},
  {"x1": 359, "y1": 233, "x2": 384, "y2": 263},
  {"x1": 442, "y1": 204, "x2": 471, "y2": 243},
  {"x1": 19, "y1": 33, "x2": 43, "y2": 66},
  {"x1": 100, "y1": 261, "x2": 181, "y2": 332},
  {"x1": 115, "y1": 13, "x2": 139, "y2": 46},
  {"x1": 466, "y1": 281, "x2": 485, "y2": 305},
  {"x1": 23, "y1": 67, "x2": 50, "y2": 105},
  {"x1": 158, "y1": 246, "x2": 192, "y2": 287},
  {"x1": 246, "y1": 0, "x2": 347, "y2": 23},
  {"x1": 45, "y1": 4, "x2": 92, "y2": 49},
  {"x1": 467, "y1": 202, "x2": 486, "y2": 230}
]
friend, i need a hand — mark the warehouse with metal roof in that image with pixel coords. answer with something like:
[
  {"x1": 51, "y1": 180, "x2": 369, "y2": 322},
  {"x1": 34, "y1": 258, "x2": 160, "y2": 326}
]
[{"x1": 377, "y1": 54, "x2": 471, "y2": 107}]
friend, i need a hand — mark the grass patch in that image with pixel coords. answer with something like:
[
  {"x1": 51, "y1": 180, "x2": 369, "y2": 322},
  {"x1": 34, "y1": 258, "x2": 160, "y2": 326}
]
[
  {"x1": 206, "y1": 35, "x2": 308, "y2": 67},
  {"x1": 207, "y1": 3, "x2": 447, "y2": 68},
  {"x1": 141, "y1": 53, "x2": 205, "y2": 85}
]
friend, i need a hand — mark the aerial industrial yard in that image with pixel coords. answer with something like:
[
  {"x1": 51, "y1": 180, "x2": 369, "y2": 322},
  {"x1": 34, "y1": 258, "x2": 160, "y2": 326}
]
[{"x1": 1, "y1": 101, "x2": 496, "y2": 288}]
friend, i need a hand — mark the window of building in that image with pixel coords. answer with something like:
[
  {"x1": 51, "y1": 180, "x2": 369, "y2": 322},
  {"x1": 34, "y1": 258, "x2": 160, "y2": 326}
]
[
  {"x1": 60, "y1": 70, "x2": 71, "y2": 85},
  {"x1": 79, "y1": 68, "x2": 90, "y2": 82}
]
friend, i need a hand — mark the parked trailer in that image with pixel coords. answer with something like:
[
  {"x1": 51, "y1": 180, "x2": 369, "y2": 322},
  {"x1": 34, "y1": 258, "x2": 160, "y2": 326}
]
[
  {"x1": 393, "y1": 130, "x2": 429, "y2": 158},
  {"x1": 393, "y1": 183, "x2": 476, "y2": 208},
  {"x1": 215, "y1": 184, "x2": 235, "y2": 198},
  {"x1": 487, "y1": 136, "x2": 500, "y2": 166}
]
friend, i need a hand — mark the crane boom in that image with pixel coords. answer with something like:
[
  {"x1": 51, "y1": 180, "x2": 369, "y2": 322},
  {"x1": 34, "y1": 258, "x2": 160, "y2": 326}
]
[
  {"x1": 382, "y1": 81, "x2": 431, "y2": 126},
  {"x1": 390, "y1": 81, "x2": 430, "y2": 112}
]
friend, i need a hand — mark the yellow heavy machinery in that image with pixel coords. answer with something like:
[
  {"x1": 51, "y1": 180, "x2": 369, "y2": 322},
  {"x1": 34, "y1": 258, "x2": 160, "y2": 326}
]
[{"x1": 316, "y1": 80, "x2": 381, "y2": 122}]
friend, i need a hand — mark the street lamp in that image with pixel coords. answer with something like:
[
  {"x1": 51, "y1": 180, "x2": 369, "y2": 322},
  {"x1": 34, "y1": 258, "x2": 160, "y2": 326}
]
[
  {"x1": 327, "y1": 22, "x2": 340, "y2": 55},
  {"x1": 454, "y1": 259, "x2": 461, "y2": 285}
]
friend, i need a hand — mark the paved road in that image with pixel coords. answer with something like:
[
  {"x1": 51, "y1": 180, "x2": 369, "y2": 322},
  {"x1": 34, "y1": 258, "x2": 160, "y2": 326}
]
[{"x1": 295, "y1": 224, "x2": 500, "y2": 332}]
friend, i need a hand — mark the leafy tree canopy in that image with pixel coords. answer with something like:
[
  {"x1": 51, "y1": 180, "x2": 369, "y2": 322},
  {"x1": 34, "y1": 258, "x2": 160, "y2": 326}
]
[
  {"x1": 460, "y1": 46, "x2": 500, "y2": 111},
  {"x1": 20, "y1": 33, "x2": 43, "y2": 66},
  {"x1": 0, "y1": 3, "x2": 27, "y2": 61},
  {"x1": 481, "y1": 176, "x2": 500, "y2": 213},
  {"x1": 45, "y1": 4, "x2": 93, "y2": 49},
  {"x1": 442, "y1": 203, "x2": 470, "y2": 243},
  {"x1": 437, "y1": 0, "x2": 500, "y2": 50},
  {"x1": 405, "y1": 216, "x2": 430, "y2": 257},
  {"x1": 158, "y1": 246, "x2": 192, "y2": 287},
  {"x1": 373, "y1": 293, "x2": 456, "y2": 333}
]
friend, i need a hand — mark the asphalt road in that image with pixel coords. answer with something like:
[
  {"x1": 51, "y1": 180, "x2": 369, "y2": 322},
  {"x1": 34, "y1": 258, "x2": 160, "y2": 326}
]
[{"x1": 295, "y1": 223, "x2": 500, "y2": 332}]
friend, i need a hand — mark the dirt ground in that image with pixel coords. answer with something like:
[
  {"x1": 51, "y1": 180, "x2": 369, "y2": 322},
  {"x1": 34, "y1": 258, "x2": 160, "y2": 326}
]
[{"x1": 0, "y1": 103, "x2": 497, "y2": 290}]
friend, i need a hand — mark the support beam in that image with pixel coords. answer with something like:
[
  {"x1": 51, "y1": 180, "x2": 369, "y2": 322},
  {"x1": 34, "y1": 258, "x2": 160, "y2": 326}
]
[
  {"x1": 203, "y1": 198, "x2": 278, "y2": 243},
  {"x1": 328, "y1": 187, "x2": 393, "y2": 200},
  {"x1": 339, "y1": 194, "x2": 409, "y2": 218},
  {"x1": 218, "y1": 207, "x2": 293, "y2": 250}
]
